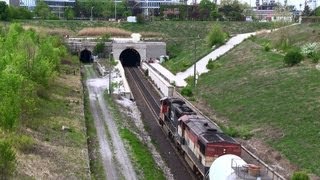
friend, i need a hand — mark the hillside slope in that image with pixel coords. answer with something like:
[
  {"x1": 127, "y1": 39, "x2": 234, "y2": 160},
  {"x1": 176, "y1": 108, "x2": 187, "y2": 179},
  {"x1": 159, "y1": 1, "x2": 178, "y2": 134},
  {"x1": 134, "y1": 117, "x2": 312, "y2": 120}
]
[{"x1": 191, "y1": 23, "x2": 320, "y2": 177}]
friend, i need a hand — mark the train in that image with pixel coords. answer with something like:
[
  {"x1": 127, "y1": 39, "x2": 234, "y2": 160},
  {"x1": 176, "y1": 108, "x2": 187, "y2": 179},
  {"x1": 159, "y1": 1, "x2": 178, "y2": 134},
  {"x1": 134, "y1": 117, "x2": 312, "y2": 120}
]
[{"x1": 159, "y1": 97, "x2": 242, "y2": 178}]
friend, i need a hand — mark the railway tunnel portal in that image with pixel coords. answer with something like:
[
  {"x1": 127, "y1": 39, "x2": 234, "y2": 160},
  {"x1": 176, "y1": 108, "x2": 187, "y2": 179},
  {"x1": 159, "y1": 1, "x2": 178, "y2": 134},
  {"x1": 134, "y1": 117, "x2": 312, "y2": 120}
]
[
  {"x1": 65, "y1": 37, "x2": 166, "y2": 65},
  {"x1": 119, "y1": 48, "x2": 141, "y2": 67}
]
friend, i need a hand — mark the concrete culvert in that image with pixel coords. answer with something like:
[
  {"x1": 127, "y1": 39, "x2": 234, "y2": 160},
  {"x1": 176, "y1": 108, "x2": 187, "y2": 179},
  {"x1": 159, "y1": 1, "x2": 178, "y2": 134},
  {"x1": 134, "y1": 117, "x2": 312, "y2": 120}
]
[
  {"x1": 120, "y1": 48, "x2": 141, "y2": 67},
  {"x1": 80, "y1": 49, "x2": 93, "y2": 63}
]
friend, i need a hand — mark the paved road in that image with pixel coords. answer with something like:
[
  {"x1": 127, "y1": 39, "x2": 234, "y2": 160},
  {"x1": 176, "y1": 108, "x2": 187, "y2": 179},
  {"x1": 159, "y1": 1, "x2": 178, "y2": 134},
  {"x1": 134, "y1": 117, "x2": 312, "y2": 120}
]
[{"x1": 175, "y1": 32, "x2": 255, "y2": 82}]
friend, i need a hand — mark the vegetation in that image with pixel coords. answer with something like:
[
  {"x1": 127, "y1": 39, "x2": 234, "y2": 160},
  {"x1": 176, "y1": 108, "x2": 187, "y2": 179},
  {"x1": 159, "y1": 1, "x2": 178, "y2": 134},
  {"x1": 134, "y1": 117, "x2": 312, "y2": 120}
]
[
  {"x1": 0, "y1": 141, "x2": 16, "y2": 178},
  {"x1": 181, "y1": 86, "x2": 193, "y2": 97},
  {"x1": 207, "y1": 24, "x2": 227, "y2": 47},
  {"x1": 103, "y1": 92, "x2": 165, "y2": 179},
  {"x1": 120, "y1": 129, "x2": 165, "y2": 180},
  {"x1": 291, "y1": 171, "x2": 310, "y2": 180},
  {"x1": 283, "y1": 49, "x2": 303, "y2": 66},
  {"x1": 192, "y1": 24, "x2": 320, "y2": 176},
  {"x1": 0, "y1": 23, "x2": 89, "y2": 178}
]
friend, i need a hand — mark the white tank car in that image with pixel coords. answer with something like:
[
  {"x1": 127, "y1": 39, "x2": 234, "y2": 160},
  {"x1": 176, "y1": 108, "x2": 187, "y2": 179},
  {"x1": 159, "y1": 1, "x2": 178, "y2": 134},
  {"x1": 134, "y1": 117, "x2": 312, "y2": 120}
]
[{"x1": 208, "y1": 154, "x2": 264, "y2": 180}]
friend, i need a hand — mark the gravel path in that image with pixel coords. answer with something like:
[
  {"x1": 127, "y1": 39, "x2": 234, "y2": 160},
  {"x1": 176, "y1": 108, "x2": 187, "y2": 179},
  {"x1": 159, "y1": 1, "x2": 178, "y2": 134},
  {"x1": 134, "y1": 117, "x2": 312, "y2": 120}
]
[{"x1": 86, "y1": 65, "x2": 137, "y2": 180}]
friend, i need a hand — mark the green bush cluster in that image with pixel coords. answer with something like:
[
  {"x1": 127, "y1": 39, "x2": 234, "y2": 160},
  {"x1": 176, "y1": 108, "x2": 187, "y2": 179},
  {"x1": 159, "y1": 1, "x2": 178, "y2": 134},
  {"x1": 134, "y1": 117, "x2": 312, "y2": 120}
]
[
  {"x1": 0, "y1": 23, "x2": 66, "y2": 130},
  {"x1": 263, "y1": 43, "x2": 271, "y2": 52},
  {"x1": 206, "y1": 58, "x2": 222, "y2": 70},
  {"x1": 181, "y1": 86, "x2": 193, "y2": 97},
  {"x1": 207, "y1": 24, "x2": 227, "y2": 48},
  {"x1": 0, "y1": 141, "x2": 16, "y2": 178},
  {"x1": 291, "y1": 171, "x2": 310, "y2": 180},
  {"x1": 284, "y1": 49, "x2": 304, "y2": 66}
]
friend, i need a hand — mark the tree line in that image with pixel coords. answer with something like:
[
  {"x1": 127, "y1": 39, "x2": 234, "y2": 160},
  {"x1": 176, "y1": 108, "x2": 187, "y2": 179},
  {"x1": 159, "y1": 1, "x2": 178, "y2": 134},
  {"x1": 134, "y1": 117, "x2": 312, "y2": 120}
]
[{"x1": 1, "y1": 0, "x2": 320, "y2": 21}]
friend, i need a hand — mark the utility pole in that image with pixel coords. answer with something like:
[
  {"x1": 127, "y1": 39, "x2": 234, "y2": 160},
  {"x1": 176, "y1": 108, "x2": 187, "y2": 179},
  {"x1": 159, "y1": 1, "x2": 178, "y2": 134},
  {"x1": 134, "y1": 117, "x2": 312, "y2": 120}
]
[
  {"x1": 193, "y1": 42, "x2": 197, "y2": 87},
  {"x1": 115, "y1": 0, "x2": 117, "y2": 20},
  {"x1": 90, "y1": 6, "x2": 94, "y2": 21},
  {"x1": 109, "y1": 52, "x2": 113, "y2": 95}
]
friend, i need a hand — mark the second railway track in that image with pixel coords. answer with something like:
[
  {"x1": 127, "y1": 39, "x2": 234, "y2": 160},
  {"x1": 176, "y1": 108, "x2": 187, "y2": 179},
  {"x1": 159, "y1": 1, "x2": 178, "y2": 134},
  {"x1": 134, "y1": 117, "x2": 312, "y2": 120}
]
[{"x1": 125, "y1": 66, "x2": 197, "y2": 180}]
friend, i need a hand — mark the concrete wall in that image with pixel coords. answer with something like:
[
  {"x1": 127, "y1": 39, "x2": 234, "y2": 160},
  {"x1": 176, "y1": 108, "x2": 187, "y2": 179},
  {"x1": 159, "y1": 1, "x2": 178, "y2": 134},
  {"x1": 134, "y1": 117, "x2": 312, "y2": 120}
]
[
  {"x1": 146, "y1": 42, "x2": 166, "y2": 61},
  {"x1": 66, "y1": 39, "x2": 166, "y2": 63},
  {"x1": 142, "y1": 62, "x2": 174, "y2": 97}
]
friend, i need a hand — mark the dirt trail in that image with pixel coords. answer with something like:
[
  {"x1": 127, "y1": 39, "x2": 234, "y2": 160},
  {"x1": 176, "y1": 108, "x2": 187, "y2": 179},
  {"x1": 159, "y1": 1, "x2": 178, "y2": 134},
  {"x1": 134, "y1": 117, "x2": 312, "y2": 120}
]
[{"x1": 86, "y1": 65, "x2": 137, "y2": 180}]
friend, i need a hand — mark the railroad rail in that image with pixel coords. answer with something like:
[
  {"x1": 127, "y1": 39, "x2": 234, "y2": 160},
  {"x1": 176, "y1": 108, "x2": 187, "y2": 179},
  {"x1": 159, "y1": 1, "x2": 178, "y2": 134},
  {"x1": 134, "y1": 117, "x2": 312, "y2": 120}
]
[
  {"x1": 124, "y1": 67, "x2": 197, "y2": 180},
  {"x1": 175, "y1": 93, "x2": 286, "y2": 180},
  {"x1": 125, "y1": 66, "x2": 285, "y2": 180}
]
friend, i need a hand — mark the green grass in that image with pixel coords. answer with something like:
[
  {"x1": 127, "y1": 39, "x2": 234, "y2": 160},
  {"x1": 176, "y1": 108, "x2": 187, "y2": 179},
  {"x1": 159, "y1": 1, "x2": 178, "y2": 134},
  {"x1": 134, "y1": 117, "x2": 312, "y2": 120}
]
[
  {"x1": 120, "y1": 128, "x2": 165, "y2": 180},
  {"x1": 104, "y1": 91, "x2": 165, "y2": 180},
  {"x1": 192, "y1": 23, "x2": 320, "y2": 175}
]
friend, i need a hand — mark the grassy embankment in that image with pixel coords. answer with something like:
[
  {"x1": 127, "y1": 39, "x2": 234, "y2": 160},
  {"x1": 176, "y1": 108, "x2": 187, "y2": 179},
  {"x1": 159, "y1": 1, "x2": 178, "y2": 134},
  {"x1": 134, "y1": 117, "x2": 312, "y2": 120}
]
[
  {"x1": 13, "y1": 57, "x2": 90, "y2": 178},
  {"x1": 104, "y1": 94, "x2": 165, "y2": 180},
  {"x1": 17, "y1": 20, "x2": 284, "y2": 74},
  {"x1": 190, "y1": 23, "x2": 320, "y2": 175}
]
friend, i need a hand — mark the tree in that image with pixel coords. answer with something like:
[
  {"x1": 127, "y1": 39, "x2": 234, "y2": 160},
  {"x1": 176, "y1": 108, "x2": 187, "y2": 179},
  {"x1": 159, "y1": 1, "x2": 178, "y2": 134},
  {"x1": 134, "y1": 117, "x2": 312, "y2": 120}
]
[
  {"x1": 199, "y1": 0, "x2": 219, "y2": 20},
  {"x1": 219, "y1": 0, "x2": 245, "y2": 21},
  {"x1": 302, "y1": 4, "x2": 311, "y2": 16},
  {"x1": 34, "y1": 0, "x2": 51, "y2": 19},
  {"x1": 65, "y1": 7, "x2": 75, "y2": 20},
  {"x1": 0, "y1": 1, "x2": 9, "y2": 21},
  {"x1": 314, "y1": 6, "x2": 320, "y2": 16}
]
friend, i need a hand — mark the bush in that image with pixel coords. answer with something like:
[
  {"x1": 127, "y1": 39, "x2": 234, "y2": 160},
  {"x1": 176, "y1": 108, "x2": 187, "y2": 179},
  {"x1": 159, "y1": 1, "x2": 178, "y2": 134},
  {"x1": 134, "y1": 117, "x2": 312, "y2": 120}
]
[
  {"x1": 0, "y1": 141, "x2": 16, "y2": 178},
  {"x1": 284, "y1": 50, "x2": 303, "y2": 66},
  {"x1": 11, "y1": 135, "x2": 35, "y2": 152},
  {"x1": 181, "y1": 86, "x2": 193, "y2": 97},
  {"x1": 311, "y1": 52, "x2": 320, "y2": 63},
  {"x1": 136, "y1": 14, "x2": 145, "y2": 24},
  {"x1": 206, "y1": 59, "x2": 222, "y2": 70},
  {"x1": 301, "y1": 43, "x2": 319, "y2": 58},
  {"x1": 93, "y1": 42, "x2": 105, "y2": 58},
  {"x1": 291, "y1": 171, "x2": 310, "y2": 180},
  {"x1": 263, "y1": 43, "x2": 271, "y2": 52},
  {"x1": 207, "y1": 24, "x2": 227, "y2": 47}
]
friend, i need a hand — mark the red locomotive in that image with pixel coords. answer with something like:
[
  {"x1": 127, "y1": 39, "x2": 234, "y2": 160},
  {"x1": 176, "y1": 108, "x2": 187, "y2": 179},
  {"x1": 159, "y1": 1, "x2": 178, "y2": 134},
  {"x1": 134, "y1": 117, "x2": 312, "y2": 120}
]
[{"x1": 159, "y1": 97, "x2": 241, "y2": 177}]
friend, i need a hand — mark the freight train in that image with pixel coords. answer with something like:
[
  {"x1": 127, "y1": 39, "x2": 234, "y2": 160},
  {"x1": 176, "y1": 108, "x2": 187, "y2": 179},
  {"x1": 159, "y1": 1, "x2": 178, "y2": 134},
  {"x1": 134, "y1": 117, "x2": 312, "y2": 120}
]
[{"x1": 159, "y1": 97, "x2": 242, "y2": 178}]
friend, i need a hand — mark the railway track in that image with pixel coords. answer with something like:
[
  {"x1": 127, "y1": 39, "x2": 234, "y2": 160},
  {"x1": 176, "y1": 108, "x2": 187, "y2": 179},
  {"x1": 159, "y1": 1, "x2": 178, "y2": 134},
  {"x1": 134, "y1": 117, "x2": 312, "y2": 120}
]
[
  {"x1": 124, "y1": 67, "x2": 197, "y2": 180},
  {"x1": 124, "y1": 66, "x2": 285, "y2": 180}
]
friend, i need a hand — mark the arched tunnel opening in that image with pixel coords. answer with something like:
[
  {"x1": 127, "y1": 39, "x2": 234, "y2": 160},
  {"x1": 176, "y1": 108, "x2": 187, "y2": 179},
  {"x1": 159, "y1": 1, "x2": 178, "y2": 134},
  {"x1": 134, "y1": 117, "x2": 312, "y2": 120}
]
[
  {"x1": 79, "y1": 49, "x2": 93, "y2": 63},
  {"x1": 119, "y1": 48, "x2": 141, "y2": 67}
]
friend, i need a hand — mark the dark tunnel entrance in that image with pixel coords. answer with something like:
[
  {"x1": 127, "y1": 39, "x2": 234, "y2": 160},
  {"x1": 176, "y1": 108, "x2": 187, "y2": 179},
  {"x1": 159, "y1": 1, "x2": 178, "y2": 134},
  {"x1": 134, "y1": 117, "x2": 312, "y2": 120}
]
[
  {"x1": 119, "y1": 48, "x2": 141, "y2": 67},
  {"x1": 80, "y1": 49, "x2": 93, "y2": 63}
]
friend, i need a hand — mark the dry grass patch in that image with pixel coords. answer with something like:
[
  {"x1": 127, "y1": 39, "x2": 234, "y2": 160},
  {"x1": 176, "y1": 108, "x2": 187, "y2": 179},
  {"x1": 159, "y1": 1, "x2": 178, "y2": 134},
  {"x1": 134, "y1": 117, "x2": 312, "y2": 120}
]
[
  {"x1": 140, "y1": 31, "x2": 164, "y2": 38},
  {"x1": 23, "y1": 25, "x2": 73, "y2": 37},
  {"x1": 78, "y1": 27, "x2": 131, "y2": 37}
]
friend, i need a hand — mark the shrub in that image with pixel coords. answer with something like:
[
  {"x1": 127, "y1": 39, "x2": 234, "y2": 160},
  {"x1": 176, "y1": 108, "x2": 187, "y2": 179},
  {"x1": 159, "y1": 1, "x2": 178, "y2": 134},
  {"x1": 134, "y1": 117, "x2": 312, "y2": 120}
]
[
  {"x1": 291, "y1": 171, "x2": 310, "y2": 180},
  {"x1": 284, "y1": 50, "x2": 303, "y2": 66},
  {"x1": 136, "y1": 14, "x2": 145, "y2": 24},
  {"x1": 206, "y1": 59, "x2": 221, "y2": 70},
  {"x1": 144, "y1": 69, "x2": 149, "y2": 76},
  {"x1": 263, "y1": 43, "x2": 271, "y2": 52},
  {"x1": 207, "y1": 24, "x2": 227, "y2": 47},
  {"x1": 0, "y1": 141, "x2": 16, "y2": 178},
  {"x1": 301, "y1": 43, "x2": 319, "y2": 58},
  {"x1": 93, "y1": 42, "x2": 105, "y2": 58},
  {"x1": 11, "y1": 135, "x2": 35, "y2": 152},
  {"x1": 181, "y1": 86, "x2": 193, "y2": 97},
  {"x1": 311, "y1": 52, "x2": 320, "y2": 63}
]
